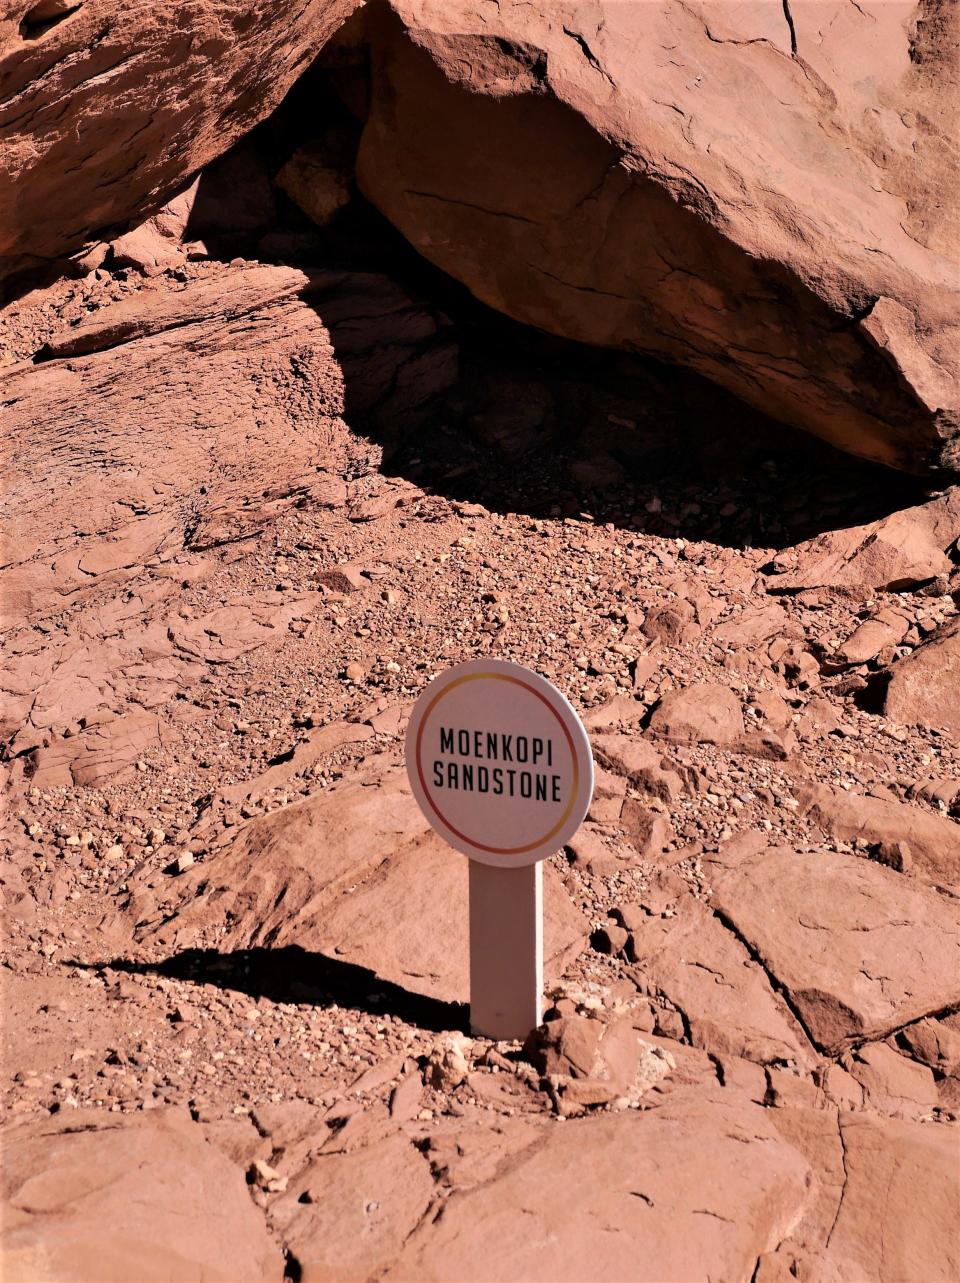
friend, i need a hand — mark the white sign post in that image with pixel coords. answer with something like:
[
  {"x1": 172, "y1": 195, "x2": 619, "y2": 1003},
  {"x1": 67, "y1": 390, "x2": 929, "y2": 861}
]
[{"x1": 406, "y1": 659, "x2": 594, "y2": 1041}]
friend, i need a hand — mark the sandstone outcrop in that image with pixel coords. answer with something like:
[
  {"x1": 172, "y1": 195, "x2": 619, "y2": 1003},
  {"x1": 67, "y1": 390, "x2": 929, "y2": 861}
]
[
  {"x1": 1, "y1": 1109, "x2": 284, "y2": 1282},
  {"x1": 357, "y1": 0, "x2": 960, "y2": 472},
  {"x1": 710, "y1": 847, "x2": 960, "y2": 1055},
  {"x1": 383, "y1": 1095, "x2": 812, "y2": 1283},
  {"x1": 3, "y1": 111, "x2": 960, "y2": 1283},
  {"x1": 0, "y1": 0, "x2": 359, "y2": 286},
  {"x1": 140, "y1": 762, "x2": 587, "y2": 1004}
]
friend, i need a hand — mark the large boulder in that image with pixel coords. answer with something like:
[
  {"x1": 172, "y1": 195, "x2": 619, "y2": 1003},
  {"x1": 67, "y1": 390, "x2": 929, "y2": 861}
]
[
  {"x1": 1, "y1": 1109, "x2": 283, "y2": 1282},
  {"x1": 0, "y1": 0, "x2": 359, "y2": 285},
  {"x1": 357, "y1": 1, "x2": 960, "y2": 472}
]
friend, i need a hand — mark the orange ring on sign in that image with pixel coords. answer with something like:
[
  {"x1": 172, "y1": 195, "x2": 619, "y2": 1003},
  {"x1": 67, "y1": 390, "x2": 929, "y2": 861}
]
[{"x1": 415, "y1": 672, "x2": 579, "y2": 856}]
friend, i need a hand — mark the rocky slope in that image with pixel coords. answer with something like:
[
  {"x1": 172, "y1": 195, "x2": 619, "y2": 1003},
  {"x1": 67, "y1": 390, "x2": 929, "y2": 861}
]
[
  {"x1": 2, "y1": 177, "x2": 959, "y2": 1278},
  {"x1": 356, "y1": 0, "x2": 960, "y2": 472},
  {"x1": 2, "y1": 20, "x2": 960, "y2": 1283}
]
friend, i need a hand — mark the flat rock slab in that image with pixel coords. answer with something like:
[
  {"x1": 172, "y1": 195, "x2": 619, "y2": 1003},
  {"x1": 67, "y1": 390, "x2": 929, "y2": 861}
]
[
  {"x1": 270, "y1": 1133, "x2": 435, "y2": 1283},
  {"x1": 0, "y1": 1109, "x2": 283, "y2": 1283},
  {"x1": 385, "y1": 1094, "x2": 812, "y2": 1282},
  {"x1": 0, "y1": 0, "x2": 359, "y2": 281},
  {"x1": 711, "y1": 849, "x2": 960, "y2": 1055},
  {"x1": 772, "y1": 490, "x2": 960, "y2": 593},
  {"x1": 637, "y1": 903, "x2": 815, "y2": 1067},
  {"x1": 816, "y1": 1113, "x2": 960, "y2": 1283},
  {"x1": 148, "y1": 762, "x2": 587, "y2": 1004}
]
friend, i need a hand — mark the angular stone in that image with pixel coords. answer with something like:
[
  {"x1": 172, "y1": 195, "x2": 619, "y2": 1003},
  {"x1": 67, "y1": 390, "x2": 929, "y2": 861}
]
[
  {"x1": 845, "y1": 1043, "x2": 939, "y2": 1119},
  {"x1": 836, "y1": 613, "x2": 910, "y2": 666},
  {"x1": 648, "y1": 685, "x2": 744, "y2": 748},
  {"x1": 564, "y1": 823, "x2": 619, "y2": 877},
  {"x1": 619, "y1": 800, "x2": 673, "y2": 857},
  {"x1": 527, "y1": 1016, "x2": 673, "y2": 1113},
  {"x1": 591, "y1": 733, "x2": 682, "y2": 800},
  {"x1": 713, "y1": 604, "x2": 795, "y2": 648},
  {"x1": 585, "y1": 765, "x2": 627, "y2": 823},
  {"x1": 774, "y1": 490, "x2": 960, "y2": 593},
  {"x1": 898, "y1": 1018, "x2": 960, "y2": 1078},
  {"x1": 641, "y1": 599, "x2": 699, "y2": 646}
]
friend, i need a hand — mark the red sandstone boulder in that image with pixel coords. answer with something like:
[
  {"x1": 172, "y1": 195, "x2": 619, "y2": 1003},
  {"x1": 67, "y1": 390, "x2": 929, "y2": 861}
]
[
  {"x1": 798, "y1": 783, "x2": 960, "y2": 891},
  {"x1": 356, "y1": 1, "x2": 959, "y2": 472},
  {"x1": 0, "y1": 0, "x2": 359, "y2": 284}
]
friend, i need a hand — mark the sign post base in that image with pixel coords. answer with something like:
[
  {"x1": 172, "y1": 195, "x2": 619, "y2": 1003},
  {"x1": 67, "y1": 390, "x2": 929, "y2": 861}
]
[{"x1": 469, "y1": 860, "x2": 543, "y2": 1041}]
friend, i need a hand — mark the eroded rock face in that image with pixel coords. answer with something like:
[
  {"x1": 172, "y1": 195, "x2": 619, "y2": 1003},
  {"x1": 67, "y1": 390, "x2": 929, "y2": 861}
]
[
  {"x1": 0, "y1": 262, "x2": 455, "y2": 786},
  {"x1": 0, "y1": 0, "x2": 359, "y2": 285},
  {"x1": 1, "y1": 1109, "x2": 284, "y2": 1283},
  {"x1": 635, "y1": 902, "x2": 816, "y2": 1068},
  {"x1": 810, "y1": 1113, "x2": 960, "y2": 1283},
  {"x1": 357, "y1": 0, "x2": 960, "y2": 472},
  {"x1": 140, "y1": 761, "x2": 588, "y2": 1004}
]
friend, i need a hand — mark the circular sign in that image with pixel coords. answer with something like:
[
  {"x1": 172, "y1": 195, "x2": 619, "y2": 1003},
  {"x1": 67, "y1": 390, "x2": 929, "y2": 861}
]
[{"x1": 405, "y1": 659, "x2": 594, "y2": 867}]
